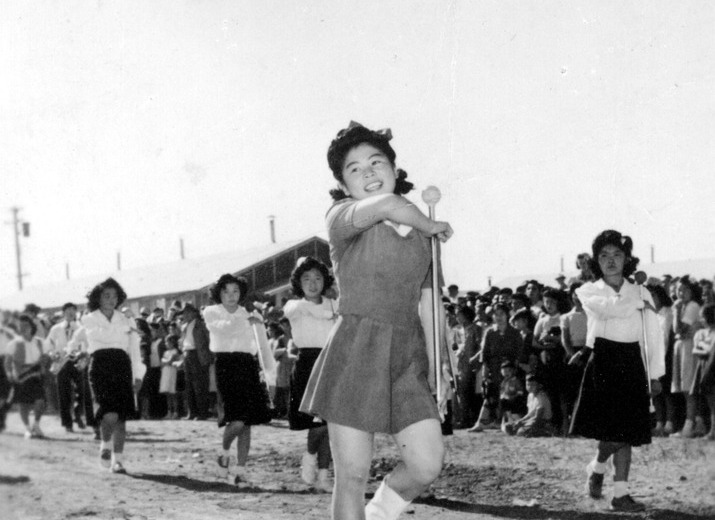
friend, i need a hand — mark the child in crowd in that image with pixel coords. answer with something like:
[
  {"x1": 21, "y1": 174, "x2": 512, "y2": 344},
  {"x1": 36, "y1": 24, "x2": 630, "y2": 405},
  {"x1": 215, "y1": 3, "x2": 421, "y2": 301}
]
[
  {"x1": 561, "y1": 283, "x2": 588, "y2": 425},
  {"x1": 498, "y1": 360, "x2": 526, "y2": 430},
  {"x1": 511, "y1": 309, "x2": 537, "y2": 375},
  {"x1": 160, "y1": 335, "x2": 181, "y2": 420},
  {"x1": 692, "y1": 303, "x2": 715, "y2": 440},
  {"x1": 533, "y1": 289, "x2": 568, "y2": 434},
  {"x1": 505, "y1": 373, "x2": 553, "y2": 437},
  {"x1": 268, "y1": 321, "x2": 293, "y2": 420}
]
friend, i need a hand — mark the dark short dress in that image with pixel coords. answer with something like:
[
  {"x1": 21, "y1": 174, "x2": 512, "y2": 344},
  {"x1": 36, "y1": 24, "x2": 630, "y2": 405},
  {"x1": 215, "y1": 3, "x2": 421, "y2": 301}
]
[
  {"x1": 214, "y1": 352, "x2": 272, "y2": 427},
  {"x1": 89, "y1": 348, "x2": 137, "y2": 422},
  {"x1": 570, "y1": 338, "x2": 651, "y2": 446},
  {"x1": 300, "y1": 198, "x2": 440, "y2": 434},
  {"x1": 289, "y1": 348, "x2": 326, "y2": 430}
]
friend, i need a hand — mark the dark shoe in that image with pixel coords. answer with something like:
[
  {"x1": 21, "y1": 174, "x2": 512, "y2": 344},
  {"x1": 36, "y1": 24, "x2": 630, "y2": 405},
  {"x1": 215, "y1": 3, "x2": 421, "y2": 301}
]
[
  {"x1": 65, "y1": 426, "x2": 74, "y2": 433},
  {"x1": 587, "y1": 471, "x2": 604, "y2": 499},
  {"x1": 610, "y1": 495, "x2": 645, "y2": 512},
  {"x1": 76, "y1": 417, "x2": 86, "y2": 429},
  {"x1": 93, "y1": 428, "x2": 101, "y2": 441},
  {"x1": 99, "y1": 448, "x2": 112, "y2": 469},
  {"x1": 111, "y1": 462, "x2": 127, "y2": 474}
]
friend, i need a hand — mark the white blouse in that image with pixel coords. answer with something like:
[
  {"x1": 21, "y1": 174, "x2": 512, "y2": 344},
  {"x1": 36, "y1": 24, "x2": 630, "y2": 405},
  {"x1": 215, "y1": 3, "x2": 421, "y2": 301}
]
[
  {"x1": 577, "y1": 279, "x2": 665, "y2": 380},
  {"x1": 282, "y1": 298, "x2": 336, "y2": 349},
  {"x1": 70, "y1": 310, "x2": 145, "y2": 380},
  {"x1": 202, "y1": 304, "x2": 259, "y2": 354}
]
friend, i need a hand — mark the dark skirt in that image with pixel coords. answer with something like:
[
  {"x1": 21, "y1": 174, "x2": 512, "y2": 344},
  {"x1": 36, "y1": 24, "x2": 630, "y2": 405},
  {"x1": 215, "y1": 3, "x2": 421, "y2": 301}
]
[
  {"x1": 570, "y1": 338, "x2": 651, "y2": 446},
  {"x1": 13, "y1": 365, "x2": 45, "y2": 404},
  {"x1": 89, "y1": 349, "x2": 137, "y2": 422},
  {"x1": 289, "y1": 348, "x2": 326, "y2": 430},
  {"x1": 214, "y1": 352, "x2": 272, "y2": 428}
]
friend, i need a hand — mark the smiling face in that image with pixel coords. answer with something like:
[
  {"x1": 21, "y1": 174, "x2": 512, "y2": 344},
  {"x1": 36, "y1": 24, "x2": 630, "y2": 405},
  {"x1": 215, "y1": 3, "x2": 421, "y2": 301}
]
[
  {"x1": 339, "y1": 143, "x2": 397, "y2": 200},
  {"x1": 597, "y1": 244, "x2": 626, "y2": 279},
  {"x1": 100, "y1": 288, "x2": 118, "y2": 314},
  {"x1": 300, "y1": 268, "x2": 325, "y2": 303},
  {"x1": 677, "y1": 282, "x2": 692, "y2": 304},
  {"x1": 220, "y1": 283, "x2": 241, "y2": 311}
]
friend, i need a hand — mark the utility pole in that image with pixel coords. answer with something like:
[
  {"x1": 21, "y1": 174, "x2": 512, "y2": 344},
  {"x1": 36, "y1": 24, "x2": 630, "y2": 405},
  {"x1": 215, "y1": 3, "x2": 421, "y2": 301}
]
[
  {"x1": 268, "y1": 215, "x2": 276, "y2": 244},
  {"x1": 8, "y1": 207, "x2": 26, "y2": 291}
]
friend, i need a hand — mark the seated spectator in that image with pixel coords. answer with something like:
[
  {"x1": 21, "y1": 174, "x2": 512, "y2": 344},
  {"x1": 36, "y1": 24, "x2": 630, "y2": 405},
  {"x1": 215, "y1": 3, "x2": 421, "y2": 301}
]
[
  {"x1": 505, "y1": 373, "x2": 554, "y2": 437},
  {"x1": 499, "y1": 360, "x2": 526, "y2": 429}
]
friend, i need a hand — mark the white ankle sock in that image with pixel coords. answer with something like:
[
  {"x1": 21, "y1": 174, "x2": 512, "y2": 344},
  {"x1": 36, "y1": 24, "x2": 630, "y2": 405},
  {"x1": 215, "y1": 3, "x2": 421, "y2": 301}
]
[
  {"x1": 365, "y1": 479, "x2": 411, "y2": 520},
  {"x1": 613, "y1": 480, "x2": 628, "y2": 498},
  {"x1": 590, "y1": 458, "x2": 608, "y2": 474}
]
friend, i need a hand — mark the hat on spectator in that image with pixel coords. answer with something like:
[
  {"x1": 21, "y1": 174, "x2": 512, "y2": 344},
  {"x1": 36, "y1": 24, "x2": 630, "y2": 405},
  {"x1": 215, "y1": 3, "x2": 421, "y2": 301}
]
[{"x1": 139, "y1": 307, "x2": 150, "y2": 317}]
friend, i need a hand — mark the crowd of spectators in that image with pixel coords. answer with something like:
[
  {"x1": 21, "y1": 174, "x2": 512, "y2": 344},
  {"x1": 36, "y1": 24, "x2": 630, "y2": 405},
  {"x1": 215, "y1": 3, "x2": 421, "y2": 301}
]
[{"x1": 1, "y1": 252, "x2": 714, "y2": 442}]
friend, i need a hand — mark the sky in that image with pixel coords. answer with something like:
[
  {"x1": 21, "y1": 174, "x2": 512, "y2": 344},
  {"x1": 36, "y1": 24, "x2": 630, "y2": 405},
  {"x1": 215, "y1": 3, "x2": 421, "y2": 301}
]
[{"x1": 1, "y1": 0, "x2": 714, "y2": 300}]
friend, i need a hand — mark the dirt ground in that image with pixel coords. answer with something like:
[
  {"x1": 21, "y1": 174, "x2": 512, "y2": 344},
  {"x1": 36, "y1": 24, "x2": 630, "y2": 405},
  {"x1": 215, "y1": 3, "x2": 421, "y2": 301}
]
[{"x1": 1, "y1": 412, "x2": 713, "y2": 520}]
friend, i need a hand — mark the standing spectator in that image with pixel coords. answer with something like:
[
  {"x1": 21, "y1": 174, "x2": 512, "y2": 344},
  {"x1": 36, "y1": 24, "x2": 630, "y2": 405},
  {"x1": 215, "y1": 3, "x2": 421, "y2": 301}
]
[
  {"x1": 525, "y1": 281, "x2": 544, "y2": 318},
  {"x1": 71, "y1": 278, "x2": 145, "y2": 473},
  {"x1": 692, "y1": 303, "x2": 715, "y2": 440},
  {"x1": 567, "y1": 253, "x2": 595, "y2": 286},
  {"x1": 267, "y1": 322, "x2": 292, "y2": 419},
  {"x1": 570, "y1": 230, "x2": 664, "y2": 512},
  {"x1": 447, "y1": 284, "x2": 460, "y2": 304},
  {"x1": 0, "y1": 322, "x2": 15, "y2": 432},
  {"x1": 45, "y1": 302, "x2": 87, "y2": 433},
  {"x1": 4, "y1": 315, "x2": 47, "y2": 439},
  {"x1": 647, "y1": 284, "x2": 677, "y2": 436},
  {"x1": 160, "y1": 335, "x2": 181, "y2": 419},
  {"x1": 203, "y1": 274, "x2": 273, "y2": 485},
  {"x1": 453, "y1": 306, "x2": 481, "y2": 429},
  {"x1": 179, "y1": 304, "x2": 212, "y2": 421},
  {"x1": 469, "y1": 302, "x2": 523, "y2": 432},
  {"x1": 670, "y1": 276, "x2": 704, "y2": 438},
  {"x1": 138, "y1": 321, "x2": 167, "y2": 419},
  {"x1": 511, "y1": 308, "x2": 538, "y2": 375},
  {"x1": 284, "y1": 256, "x2": 337, "y2": 492}
]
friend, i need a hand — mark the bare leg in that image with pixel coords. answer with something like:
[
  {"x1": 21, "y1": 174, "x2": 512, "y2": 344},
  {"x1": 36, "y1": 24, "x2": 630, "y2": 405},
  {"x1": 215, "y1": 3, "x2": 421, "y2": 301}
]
[
  {"x1": 328, "y1": 422, "x2": 374, "y2": 520},
  {"x1": 101, "y1": 412, "x2": 118, "y2": 442},
  {"x1": 222, "y1": 420, "x2": 243, "y2": 451},
  {"x1": 387, "y1": 419, "x2": 444, "y2": 500},
  {"x1": 612, "y1": 444, "x2": 632, "y2": 482},
  {"x1": 113, "y1": 420, "x2": 126, "y2": 454},
  {"x1": 235, "y1": 424, "x2": 251, "y2": 466}
]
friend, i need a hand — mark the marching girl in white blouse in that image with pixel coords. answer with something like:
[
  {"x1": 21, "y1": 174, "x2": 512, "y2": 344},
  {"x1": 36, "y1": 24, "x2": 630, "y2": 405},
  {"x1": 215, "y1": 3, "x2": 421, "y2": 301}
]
[
  {"x1": 203, "y1": 274, "x2": 274, "y2": 485},
  {"x1": 570, "y1": 230, "x2": 664, "y2": 512},
  {"x1": 71, "y1": 278, "x2": 145, "y2": 474},
  {"x1": 283, "y1": 256, "x2": 337, "y2": 492}
]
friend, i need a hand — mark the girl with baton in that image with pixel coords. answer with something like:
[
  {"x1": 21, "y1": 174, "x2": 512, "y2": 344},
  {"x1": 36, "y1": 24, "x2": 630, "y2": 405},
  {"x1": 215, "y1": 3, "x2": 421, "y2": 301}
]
[
  {"x1": 301, "y1": 121, "x2": 453, "y2": 520},
  {"x1": 570, "y1": 230, "x2": 665, "y2": 512},
  {"x1": 284, "y1": 256, "x2": 337, "y2": 492},
  {"x1": 203, "y1": 274, "x2": 273, "y2": 485}
]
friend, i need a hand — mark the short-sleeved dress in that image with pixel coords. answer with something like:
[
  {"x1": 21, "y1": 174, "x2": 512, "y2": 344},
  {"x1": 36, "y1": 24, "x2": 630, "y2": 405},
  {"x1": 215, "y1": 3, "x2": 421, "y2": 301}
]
[
  {"x1": 671, "y1": 300, "x2": 701, "y2": 394},
  {"x1": 300, "y1": 198, "x2": 440, "y2": 434}
]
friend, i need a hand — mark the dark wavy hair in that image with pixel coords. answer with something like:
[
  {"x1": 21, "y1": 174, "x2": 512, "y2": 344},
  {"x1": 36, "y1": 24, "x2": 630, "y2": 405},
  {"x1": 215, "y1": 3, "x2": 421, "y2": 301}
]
[
  {"x1": 676, "y1": 275, "x2": 704, "y2": 305},
  {"x1": 290, "y1": 256, "x2": 334, "y2": 298},
  {"x1": 327, "y1": 122, "x2": 414, "y2": 201},
  {"x1": 702, "y1": 303, "x2": 715, "y2": 326},
  {"x1": 646, "y1": 283, "x2": 673, "y2": 308},
  {"x1": 588, "y1": 229, "x2": 640, "y2": 279},
  {"x1": 209, "y1": 274, "x2": 249, "y2": 305},
  {"x1": 86, "y1": 277, "x2": 128, "y2": 312},
  {"x1": 18, "y1": 314, "x2": 38, "y2": 336}
]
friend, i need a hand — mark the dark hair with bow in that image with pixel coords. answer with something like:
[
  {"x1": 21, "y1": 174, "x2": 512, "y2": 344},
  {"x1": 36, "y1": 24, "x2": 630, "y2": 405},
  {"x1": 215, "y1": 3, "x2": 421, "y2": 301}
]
[
  {"x1": 327, "y1": 121, "x2": 414, "y2": 201},
  {"x1": 588, "y1": 229, "x2": 640, "y2": 279}
]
